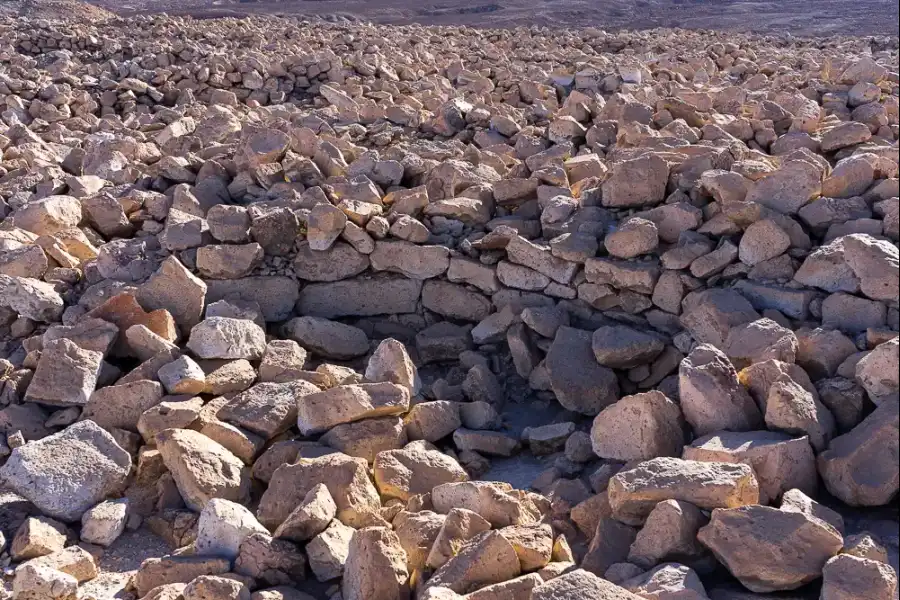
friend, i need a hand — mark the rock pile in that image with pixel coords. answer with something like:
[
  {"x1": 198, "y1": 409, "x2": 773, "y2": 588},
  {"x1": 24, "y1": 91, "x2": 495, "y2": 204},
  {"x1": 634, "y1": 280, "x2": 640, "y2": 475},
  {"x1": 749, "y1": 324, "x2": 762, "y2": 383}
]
[{"x1": 0, "y1": 9, "x2": 898, "y2": 600}]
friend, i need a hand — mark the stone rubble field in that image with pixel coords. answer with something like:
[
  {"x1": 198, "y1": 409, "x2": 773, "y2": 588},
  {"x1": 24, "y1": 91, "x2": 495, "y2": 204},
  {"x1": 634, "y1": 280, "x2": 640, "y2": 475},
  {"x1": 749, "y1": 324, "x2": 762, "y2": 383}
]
[{"x1": 0, "y1": 8, "x2": 899, "y2": 600}]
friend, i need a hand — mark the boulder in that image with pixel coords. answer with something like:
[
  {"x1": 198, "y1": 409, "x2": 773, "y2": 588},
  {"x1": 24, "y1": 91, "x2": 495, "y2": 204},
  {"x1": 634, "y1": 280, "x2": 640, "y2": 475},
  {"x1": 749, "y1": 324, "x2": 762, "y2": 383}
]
[{"x1": 591, "y1": 391, "x2": 685, "y2": 461}]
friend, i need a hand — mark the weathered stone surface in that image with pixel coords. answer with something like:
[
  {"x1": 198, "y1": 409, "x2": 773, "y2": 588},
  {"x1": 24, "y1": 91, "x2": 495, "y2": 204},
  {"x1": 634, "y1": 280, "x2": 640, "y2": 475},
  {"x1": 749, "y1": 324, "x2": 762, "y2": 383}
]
[
  {"x1": 546, "y1": 326, "x2": 620, "y2": 415},
  {"x1": 591, "y1": 391, "x2": 685, "y2": 461},
  {"x1": 297, "y1": 382, "x2": 410, "y2": 436},
  {"x1": 592, "y1": 325, "x2": 665, "y2": 368},
  {"x1": 138, "y1": 256, "x2": 207, "y2": 330},
  {"x1": 292, "y1": 241, "x2": 370, "y2": 282},
  {"x1": 697, "y1": 505, "x2": 843, "y2": 593},
  {"x1": 817, "y1": 398, "x2": 899, "y2": 506},
  {"x1": 608, "y1": 457, "x2": 760, "y2": 525},
  {"x1": 283, "y1": 316, "x2": 369, "y2": 360},
  {"x1": 155, "y1": 428, "x2": 251, "y2": 512},
  {"x1": 297, "y1": 276, "x2": 422, "y2": 318},
  {"x1": 820, "y1": 554, "x2": 898, "y2": 600},
  {"x1": 374, "y1": 441, "x2": 469, "y2": 501},
  {"x1": 187, "y1": 317, "x2": 266, "y2": 360},
  {"x1": 24, "y1": 338, "x2": 102, "y2": 407},
  {"x1": 0, "y1": 421, "x2": 131, "y2": 521},
  {"x1": 531, "y1": 569, "x2": 644, "y2": 600}
]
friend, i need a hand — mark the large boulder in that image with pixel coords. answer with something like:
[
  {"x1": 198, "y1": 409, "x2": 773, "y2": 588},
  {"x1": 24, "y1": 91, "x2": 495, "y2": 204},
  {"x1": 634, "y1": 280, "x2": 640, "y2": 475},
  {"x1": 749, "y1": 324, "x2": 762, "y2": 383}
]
[
  {"x1": 591, "y1": 391, "x2": 685, "y2": 461},
  {"x1": 698, "y1": 505, "x2": 843, "y2": 593},
  {"x1": 546, "y1": 327, "x2": 620, "y2": 415}
]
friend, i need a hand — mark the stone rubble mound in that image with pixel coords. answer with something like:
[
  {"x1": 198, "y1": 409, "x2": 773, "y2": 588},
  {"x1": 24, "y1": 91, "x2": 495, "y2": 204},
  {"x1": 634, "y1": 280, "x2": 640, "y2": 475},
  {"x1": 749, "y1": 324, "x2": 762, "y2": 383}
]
[{"x1": 0, "y1": 10, "x2": 898, "y2": 600}]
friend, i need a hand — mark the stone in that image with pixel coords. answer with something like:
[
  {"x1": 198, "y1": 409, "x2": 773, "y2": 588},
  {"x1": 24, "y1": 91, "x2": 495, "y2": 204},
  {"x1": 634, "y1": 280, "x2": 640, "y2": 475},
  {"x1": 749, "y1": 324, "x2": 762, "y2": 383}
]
[
  {"x1": 12, "y1": 563, "x2": 78, "y2": 600},
  {"x1": 608, "y1": 457, "x2": 760, "y2": 526},
  {"x1": 591, "y1": 325, "x2": 665, "y2": 368},
  {"x1": 133, "y1": 556, "x2": 231, "y2": 597},
  {"x1": 605, "y1": 218, "x2": 659, "y2": 259},
  {"x1": 683, "y1": 431, "x2": 817, "y2": 505},
  {"x1": 258, "y1": 340, "x2": 309, "y2": 383},
  {"x1": 0, "y1": 421, "x2": 131, "y2": 521},
  {"x1": 628, "y1": 499, "x2": 709, "y2": 569},
  {"x1": 723, "y1": 318, "x2": 798, "y2": 369},
  {"x1": 739, "y1": 220, "x2": 791, "y2": 266},
  {"x1": 680, "y1": 289, "x2": 760, "y2": 349},
  {"x1": 187, "y1": 317, "x2": 266, "y2": 360},
  {"x1": 342, "y1": 527, "x2": 409, "y2": 600},
  {"x1": 817, "y1": 399, "x2": 899, "y2": 506},
  {"x1": 0, "y1": 275, "x2": 64, "y2": 322},
  {"x1": 745, "y1": 160, "x2": 823, "y2": 214},
  {"x1": 546, "y1": 327, "x2": 620, "y2": 415},
  {"x1": 374, "y1": 441, "x2": 469, "y2": 501},
  {"x1": 183, "y1": 576, "x2": 250, "y2": 600},
  {"x1": 602, "y1": 154, "x2": 669, "y2": 208},
  {"x1": 679, "y1": 344, "x2": 763, "y2": 436},
  {"x1": 219, "y1": 381, "x2": 319, "y2": 440},
  {"x1": 292, "y1": 242, "x2": 370, "y2": 282},
  {"x1": 12, "y1": 195, "x2": 82, "y2": 236},
  {"x1": 298, "y1": 276, "x2": 422, "y2": 318},
  {"x1": 273, "y1": 483, "x2": 335, "y2": 543},
  {"x1": 307, "y1": 520, "x2": 355, "y2": 582},
  {"x1": 80, "y1": 499, "x2": 128, "y2": 547},
  {"x1": 795, "y1": 327, "x2": 858, "y2": 380},
  {"x1": 24, "y1": 338, "x2": 102, "y2": 407},
  {"x1": 855, "y1": 337, "x2": 899, "y2": 403},
  {"x1": 404, "y1": 401, "x2": 461, "y2": 442},
  {"x1": 155, "y1": 428, "x2": 251, "y2": 512},
  {"x1": 697, "y1": 505, "x2": 843, "y2": 593},
  {"x1": 307, "y1": 203, "x2": 348, "y2": 251},
  {"x1": 320, "y1": 417, "x2": 407, "y2": 463},
  {"x1": 283, "y1": 316, "x2": 369, "y2": 360},
  {"x1": 10, "y1": 516, "x2": 68, "y2": 561},
  {"x1": 370, "y1": 241, "x2": 450, "y2": 279},
  {"x1": 424, "y1": 530, "x2": 521, "y2": 594},
  {"x1": 422, "y1": 280, "x2": 492, "y2": 322},
  {"x1": 234, "y1": 533, "x2": 307, "y2": 587},
  {"x1": 196, "y1": 498, "x2": 269, "y2": 560},
  {"x1": 779, "y1": 488, "x2": 844, "y2": 534},
  {"x1": 623, "y1": 564, "x2": 709, "y2": 600},
  {"x1": 591, "y1": 391, "x2": 685, "y2": 461},
  {"x1": 820, "y1": 554, "x2": 898, "y2": 600},
  {"x1": 197, "y1": 244, "x2": 264, "y2": 279},
  {"x1": 297, "y1": 382, "x2": 409, "y2": 436},
  {"x1": 581, "y1": 516, "x2": 638, "y2": 576},
  {"x1": 764, "y1": 375, "x2": 836, "y2": 452},
  {"x1": 158, "y1": 356, "x2": 206, "y2": 395},
  {"x1": 431, "y1": 481, "x2": 540, "y2": 528},
  {"x1": 257, "y1": 453, "x2": 382, "y2": 530},
  {"x1": 842, "y1": 234, "x2": 899, "y2": 303},
  {"x1": 531, "y1": 569, "x2": 644, "y2": 600},
  {"x1": 205, "y1": 277, "x2": 298, "y2": 322}
]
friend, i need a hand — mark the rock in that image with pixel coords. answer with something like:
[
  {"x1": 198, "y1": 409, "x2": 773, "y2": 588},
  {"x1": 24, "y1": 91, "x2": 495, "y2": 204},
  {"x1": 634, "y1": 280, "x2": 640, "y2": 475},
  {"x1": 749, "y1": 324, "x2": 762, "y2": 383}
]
[
  {"x1": 591, "y1": 391, "x2": 685, "y2": 461},
  {"x1": 23, "y1": 338, "x2": 102, "y2": 407},
  {"x1": 723, "y1": 318, "x2": 798, "y2": 368},
  {"x1": 697, "y1": 505, "x2": 843, "y2": 593},
  {"x1": 306, "y1": 520, "x2": 355, "y2": 582},
  {"x1": 424, "y1": 530, "x2": 521, "y2": 594},
  {"x1": 738, "y1": 220, "x2": 791, "y2": 266},
  {"x1": 183, "y1": 576, "x2": 250, "y2": 600},
  {"x1": 779, "y1": 488, "x2": 844, "y2": 534},
  {"x1": 257, "y1": 453, "x2": 382, "y2": 530},
  {"x1": 855, "y1": 337, "x2": 899, "y2": 403},
  {"x1": 233, "y1": 533, "x2": 307, "y2": 587},
  {"x1": 431, "y1": 481, "x2": 540, "y2": 528},
  {"x1": 342, "y1": 527, "x2": 409, "y2": 600},
  {"x1": 138, "y1": 256, "x2": 208, "y2": 331},
  {"x1": 283, "y1": 316, "x2": 369, "y2": 360},
  {"x1": 842, "y1": 234, "x2": 899, "y2": 303},
  {"x1": 764, "y1": 374, "x2": 835, "y2": 452},
  {"x1": 80, "y1": 499, "x2": 128, "y2": 547},
  {"x1": 683, "y1": 431, "x2": 817, "y2": 505},
  {"x1": 679, "y1": 344, "x2": 763, "y2": 436},
  {"x1": 605, "y1": 218, "x2": 659, "y2": 259},
  {"x1": 12, "y1": 195, "x2": 82, "y2": 236},
  {"x1": 608, "y1": 457, "x2": 760, "y2": 525},
  {"x1": 370, "y1": 241, "x2": 450, "y2": 279},
  {"x1": 307, "y1": 203, "x2": 348, "y2": 251},
  {"x1": 592, "y1": 325, "x2": 665, "y2": 368},
  {"x1": 158, "y1": 355, "x2": 207, "y2": 395},
  {"x1": 197, "y1": 243, "x2": 264, "y2": 279},
  {"x1": 602, "y1": 154, "x2": 669, "y2": 208},
  {"x1": 133, "y1": 556, "x2": 231, "y2": 598},
  {"x1": 187, "y1": 317, "x2": 266, "y2": 360},
  {"x1": 155, "y1": 428, "x2": 250, "y2": 512},
  {"x1": 0, "y1": 275, "x2": 65, "y2": 322},
  {"x1": 817, "y1": 399, "x2": 899, "y2": 506},
  {"x1": 219, "y1": 381, "x2": 319, "y2": 440},
  {"x1": 298, "y1": 276, "x2": 422, "y2": 318},
  {"x1": 546, "y1": 326, "x2": 620, "y2": 415},
  {"x1": 680, "y1": 289, "x2": 759, "y2": 349},
  {"x1": 623, "y1": 564, "x2": 709, "y2": 600},
  {"x1": 297, "y1": 382, "x2": 409, "y2": 436},
  {"x1": 745, "y1": 160, "x2": 822, "y2": 214},
  {"x1": 581, "y1": 516, "x2": 638, "y2": 576},
  {"x1": 292, "y1": 241, "x2": 370, "y2": 282},
  {"x1": 820, "y1": 554, "x2": 898, "y2": 600},
  {"x1": 531, "y1": 569, "x2": 644, "y2": 599},
  {"x1": 0, "y1": 421, "x2": 131, "y2": 521},
  {"x1": 628, "y1": 499, "x2": 709, "y2": 569},
  {"x1": 11, "y1": 563, "x2": 78, "y2": 600},
  {"x1": 374, "y1": 441, "x2": 469, "y2": 501},
  {"x1": 205, "y1": 277, "x2": 298, "y2": 322},
  {"x1": 422, "y1": 280, "x2": 492, "y2": 322},
  {"x1": 10, "y1": 516, "x2": 68, "y2": 561},
  {"x1": 273, "y1": 483, "x2": 335, "y2": 543},
  {"x1": 196, "y1": 498, "x2": 268, "y2": 559},
  {"x1": 405, "y1": 401, "x2": 461, "y2": 442}
]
